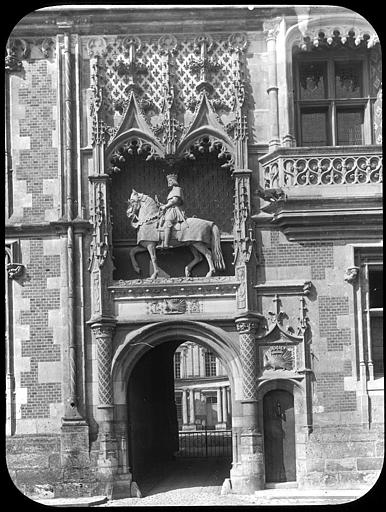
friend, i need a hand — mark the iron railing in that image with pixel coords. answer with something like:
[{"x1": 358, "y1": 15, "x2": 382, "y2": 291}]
[{"x1": 178, "y1": 429, "x2": 232, "y2": 458}]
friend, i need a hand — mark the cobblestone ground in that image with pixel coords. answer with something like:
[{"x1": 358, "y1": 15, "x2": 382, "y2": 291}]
[
  {"x1": 95, "y1": 458, "x2": 258, "y2": 507},
  {"x1": 93, "y1": 458, "x2": 362, "y2": 507}
]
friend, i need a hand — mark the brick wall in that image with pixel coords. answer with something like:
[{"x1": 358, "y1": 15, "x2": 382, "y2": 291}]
[
  {"x1": 19, "y1": 240, "x2": 62, "y2": 419},
  {"x1": 316, "y1": 372, "x2": 357, "y2": 413},
  {"x1": 9, "y1": 58, "x2": 59, "y2": 224},
  {"x1": 318, "y1": 296, "x2": 351, "y2": 351},
  {"x1": 260, "y1": 231, "x2": 334, "y2": 280}
]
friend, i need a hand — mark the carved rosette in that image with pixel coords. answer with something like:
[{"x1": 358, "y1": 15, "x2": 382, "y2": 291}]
[
  {"x1": 236, "y1": 317, "x2": 259, "y2": 401},
  {"x1": 93, "y1": 324, "x2": 115, "y2": 406}
]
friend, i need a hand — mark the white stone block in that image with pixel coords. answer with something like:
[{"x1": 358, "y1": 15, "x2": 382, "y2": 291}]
[
  {"x1": 46, "y1": 276, "x2": 61, "y2": 289},
  {"x1": 12, "y1": 180, "x2": 32, "y2": 219},
  {"x1": 43, "y1": 239, "x2": 62, "y2": 256},
  {"x1": 38, "y1": 361, "x2": 62, "y2": 383},
  {"x1": 15, "y1": 388, "x2": 28, "y2": 420}
]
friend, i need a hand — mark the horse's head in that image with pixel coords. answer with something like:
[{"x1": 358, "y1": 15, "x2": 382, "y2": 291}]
[{"x1": 127, "y1": 189, "x2": 142, "y2": 218}]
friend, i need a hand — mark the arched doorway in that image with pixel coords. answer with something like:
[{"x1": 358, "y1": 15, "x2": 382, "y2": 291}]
[
  {"x1": 263, "y1": 389, "x2": 296, "y2": 483},
  {"x1": 112, "y1": 320, "x2": 242, "y2": 495}
]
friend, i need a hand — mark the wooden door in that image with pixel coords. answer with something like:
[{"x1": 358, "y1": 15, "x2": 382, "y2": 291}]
[{"x1": 263, "y1": 389, "x2": 296, "y2": 483}]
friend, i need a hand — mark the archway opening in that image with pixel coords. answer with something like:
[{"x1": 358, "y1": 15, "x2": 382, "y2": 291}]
[
  {"x1": 126, "y1": 338, "x2": 233, "y2": 495},
  {"x1": 263, "y1": 389, "x2": 296, "y2": 484}
]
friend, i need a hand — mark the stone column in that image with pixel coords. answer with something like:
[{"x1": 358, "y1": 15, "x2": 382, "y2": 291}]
[
  {"x1": 263, "y1": 18, "x2": 281, "y2": 152},
  {"x1": 230, "y1": 315, "x2": 264, "y2": 493},
  {"x1": 92, "y1": 322, "x2": 120, "y2": 495},
  {"x1": 222, "y1": 386, "x2": 228, "y2": 424},
  {"x1": 182, "y1": 389, "x2": 188, "y2": 426},
  {"x1": 199, "y1": 347, "x2": 205, "y2": 377},
  {"x1": 217, "y1": 387, "x2": 223, "y2": 423},
  {"x1": 189, "y1": 388, "x2": 196, "y2": 428}
]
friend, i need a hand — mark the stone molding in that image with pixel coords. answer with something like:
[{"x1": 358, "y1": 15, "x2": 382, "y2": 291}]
[
  {"x1": 255, "y1": 281, "x2": 312, "y2": 296},
  {"x1": 110, "y1": 276, "x2": 240, "y2": 298}
]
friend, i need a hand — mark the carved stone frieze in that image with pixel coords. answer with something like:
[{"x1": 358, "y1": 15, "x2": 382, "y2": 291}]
[
  {"x1": 110, "y1": 276, "x2": 239, "y2": 299},
  {"x1": 146, "y1": 298, "x2": 203, "y2": 315},
  {"x1": 293, "y1": 25, "x2": 379, "y2": 51}
]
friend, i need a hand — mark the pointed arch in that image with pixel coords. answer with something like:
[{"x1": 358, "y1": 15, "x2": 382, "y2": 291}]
[
  {"x1": 105, "y1": 91, "x2": 165, "y2": 165},
  {"x1": 177, "y1": 92, "x2": 235, "y2": 157}
]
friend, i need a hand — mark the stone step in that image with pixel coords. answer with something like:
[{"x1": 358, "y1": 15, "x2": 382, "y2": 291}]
[{"x1": 34, "y1": 496, "x2": 108, "y2": 507}]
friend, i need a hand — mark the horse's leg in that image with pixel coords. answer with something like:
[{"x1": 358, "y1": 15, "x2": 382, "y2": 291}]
[
  {"x1": 130, "y1": 244, "x2": 147, "y2": 274},
  {"x1": 192, "y1": 242, "x2": 215, "y2": 277},
  {"x1": 185, "y1": 244, "x2": 203, "y2": 277},
  {"x1": 144, "y1": 242, "x2": 160, "y2": 280}
]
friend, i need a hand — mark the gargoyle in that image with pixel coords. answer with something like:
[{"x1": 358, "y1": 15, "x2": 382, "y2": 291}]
[{"x1": 256, "y1": 187, "x2": 286, "y2": 203}]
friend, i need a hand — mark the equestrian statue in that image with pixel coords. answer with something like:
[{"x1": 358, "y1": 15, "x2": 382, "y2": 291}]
[{"x1": 126, "y1": 171, "x2": 225, "y2": 279}]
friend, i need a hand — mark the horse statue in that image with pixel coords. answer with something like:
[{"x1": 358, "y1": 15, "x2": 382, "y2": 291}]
[{"x1": 127, "y1": 189, "x2": 225, "y2": 279}]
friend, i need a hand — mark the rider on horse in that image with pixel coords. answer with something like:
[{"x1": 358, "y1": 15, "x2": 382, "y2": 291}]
[{"x1": 157, "y1": 172, "x2": 186, "y2": 249}]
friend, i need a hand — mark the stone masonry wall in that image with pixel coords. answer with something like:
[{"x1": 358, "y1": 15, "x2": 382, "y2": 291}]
[
  {"x1": 8, "y1": 57, "x2": 59, "y2": 224},
  {"x1": 7, "y1": 52, "x2": 65, "y2": 434},
  {"x1": 258, "y1": 228, "x2": 384, "y2": 488}
]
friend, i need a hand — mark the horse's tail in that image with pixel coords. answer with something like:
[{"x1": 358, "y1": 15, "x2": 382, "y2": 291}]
[{"x1": 211, "y1": 223, "x2": 225, "y2": 270}]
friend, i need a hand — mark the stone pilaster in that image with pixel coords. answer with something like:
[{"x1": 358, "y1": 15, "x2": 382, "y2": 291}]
[
  {"x1": 91, "y1": 322, "x2": 127, "y2": 498},
  {"x1": 263, "y1": 18, "x2": 282, "y2": 152},
  {"x1": 230, "y1": 315, "x2": 265, "y2": 494}
]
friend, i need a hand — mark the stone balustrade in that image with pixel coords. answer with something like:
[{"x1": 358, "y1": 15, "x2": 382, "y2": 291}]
[{"x1": 260, "y1": 146, "x2": 382, "y2": 189}]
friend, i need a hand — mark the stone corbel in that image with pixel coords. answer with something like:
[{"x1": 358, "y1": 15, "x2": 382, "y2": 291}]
[
  {"x1": 5, "y1": 38, "x2": 29, "y2": 73},
  {"x1": 6, "y1": 263, "x2": 26, "y2": 280},
  {"x1": 344, "y1": 266, "x2": 360, "y2": 284},
  {"x1": 41, "y1": 38, "x2": 56, "y2": 58}
]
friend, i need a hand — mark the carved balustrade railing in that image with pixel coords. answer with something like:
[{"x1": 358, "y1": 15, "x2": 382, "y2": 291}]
[{"x1": 261, "y1": 146, "x2": 382, "y2": 189}]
